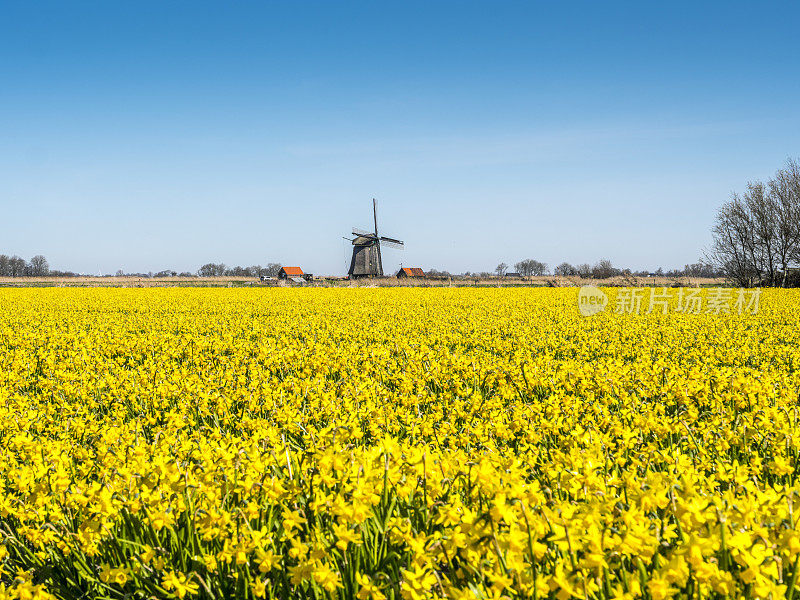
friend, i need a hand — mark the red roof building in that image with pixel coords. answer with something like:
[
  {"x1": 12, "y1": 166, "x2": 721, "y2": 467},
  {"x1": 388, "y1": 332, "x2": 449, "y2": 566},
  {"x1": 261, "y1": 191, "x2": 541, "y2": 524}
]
[
  {"x1": 397, "y1": 267, "x2": 425, "y2": 278},
  {"x1": 278, "y1": 266, "x2": 304, "y2": 279}
]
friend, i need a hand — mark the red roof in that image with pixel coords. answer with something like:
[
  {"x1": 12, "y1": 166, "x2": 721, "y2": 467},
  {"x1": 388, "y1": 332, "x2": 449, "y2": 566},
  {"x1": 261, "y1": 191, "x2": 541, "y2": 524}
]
[
  {"x1": 280, "y1": 266, "x2": 304, "y2": 276},
  {"x1": 400, "y1": 267, "x2": 425, "y2": 277}
]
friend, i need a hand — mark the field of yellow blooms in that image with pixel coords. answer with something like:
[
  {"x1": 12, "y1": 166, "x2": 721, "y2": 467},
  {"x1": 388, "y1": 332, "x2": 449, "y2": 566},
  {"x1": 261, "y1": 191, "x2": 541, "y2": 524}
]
[{"x1": 1, "y1": 287, "x2": 800, "y2": 600}]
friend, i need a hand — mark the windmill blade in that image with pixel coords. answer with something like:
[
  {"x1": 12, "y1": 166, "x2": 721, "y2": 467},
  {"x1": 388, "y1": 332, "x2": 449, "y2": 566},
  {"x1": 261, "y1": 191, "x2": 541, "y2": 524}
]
[
  {"x1": 380, "y1": 236, "x2": 404, "y2": 244},
  {"x1": 380, "y1": 239, "x2": 404, "y2": 250},
  {"x1": 352, "y1": 227, "x2": 375, "y2": 237}
]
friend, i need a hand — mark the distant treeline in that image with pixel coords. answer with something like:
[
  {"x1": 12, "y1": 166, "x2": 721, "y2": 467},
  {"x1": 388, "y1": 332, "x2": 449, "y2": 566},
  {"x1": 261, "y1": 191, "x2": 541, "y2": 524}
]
[
  {"x1": 0, "y1": 254, "x2": 58, "y2": 276},
  {"x1": 1, "y1": 254, "x2": 723, "y2": 279},
  {"x1": 194, "y1": 263, "x2": 282, "y2": 278},
  {"x1": 116, "y1": 263, "x2": 285, "y2": 278},
  {"x1": 0, "y1": 257, "x2": 287, "y2": 278},
  {"x1": 431, "y1": 260, "x2": 723, "y2": 279}
]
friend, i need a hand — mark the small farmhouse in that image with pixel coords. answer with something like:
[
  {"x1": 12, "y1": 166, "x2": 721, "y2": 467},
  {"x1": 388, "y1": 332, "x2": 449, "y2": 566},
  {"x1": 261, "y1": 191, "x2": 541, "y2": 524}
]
[
  {"x1": 278, "y1": 266, "x2": 304, "y2": 279},
  {"x1": 397, "y1": 268, "x2": 425, "y2": 278}
]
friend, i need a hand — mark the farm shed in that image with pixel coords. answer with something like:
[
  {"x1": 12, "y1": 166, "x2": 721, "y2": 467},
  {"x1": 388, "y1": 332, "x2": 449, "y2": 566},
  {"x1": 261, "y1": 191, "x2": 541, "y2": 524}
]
[
  {"x1": 397, "y1": 268, "x2": 425, "y2": 278},
  {"x1": 278, "y1": 266, "x2": 304, "y2": 280}
]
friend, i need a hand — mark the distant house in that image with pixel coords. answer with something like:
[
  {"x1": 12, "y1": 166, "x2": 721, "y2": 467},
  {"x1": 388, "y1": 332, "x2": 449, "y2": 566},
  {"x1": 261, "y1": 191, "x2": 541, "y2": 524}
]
[
  {"x1": 505, "y1": 272, "x2": 522, "y2": 277},
  {"x1": 278, "y1": 266, "x2": 304, "y2": 279},
  {"x1": 397, "y1": 268, "x2": 425, "y2": 278}
]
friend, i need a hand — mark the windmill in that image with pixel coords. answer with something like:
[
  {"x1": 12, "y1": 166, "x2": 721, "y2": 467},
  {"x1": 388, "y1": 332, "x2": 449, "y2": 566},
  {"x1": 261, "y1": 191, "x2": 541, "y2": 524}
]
[{"x1": 344, "y1": 199, "x2": 404, "y2": 277}]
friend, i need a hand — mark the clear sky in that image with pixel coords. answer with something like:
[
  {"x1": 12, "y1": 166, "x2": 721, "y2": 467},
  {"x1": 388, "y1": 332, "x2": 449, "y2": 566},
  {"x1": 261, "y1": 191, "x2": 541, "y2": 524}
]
[{"x1": 2, "y1": 1, "x2": 799, "y2": 275}]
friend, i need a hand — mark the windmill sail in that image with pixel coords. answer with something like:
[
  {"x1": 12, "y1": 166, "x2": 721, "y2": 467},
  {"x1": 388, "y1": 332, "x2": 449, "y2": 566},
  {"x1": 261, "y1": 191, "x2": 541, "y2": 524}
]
[{"x1": 379, "y1": 237, "x2": 404, "y2": 249}]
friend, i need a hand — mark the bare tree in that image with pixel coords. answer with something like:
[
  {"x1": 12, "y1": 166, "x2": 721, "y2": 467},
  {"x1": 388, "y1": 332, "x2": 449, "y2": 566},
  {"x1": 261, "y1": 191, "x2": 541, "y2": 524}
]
[
  {"x1": 225, "y1": 265, "x2": 250, "y2": 276},
  {"x1": 495, "y1": 262, "x2": 508, "y2": 277},
  {"x1": 707, "y1": 195, "x2": 760, "y2": 286},
  {"x1": 28, "y1": 255, "x2": 49, "y2": 276},
  {"x1": 9, "y1": 255, "x2": 26, "y2": 277},
  {"x1": 243, "y1": 263, "x2": 282, "y2": 277},
  {"x1": 683, "y1": 262, "x2": 721, "y2": 278},
  {"x1": 708, "y1": 159, "x2": 800, "y2": 286},
  {"x1": 554, "y1": 262, "x2": 577, "y2": 276},
  {"x1": 515, "y1": 259, "x2": 547, "y2": 276},
  {"x1": 263, "y1": 263, "x2": 281, "y2": 277},
  {"x1": 198, "y1": 263, "x2": 227, "y2": 277},
  {"x1": 743, "y1": 181, "x2": 779, "y2": 284},
  {"x1": 591, "y1": 259, "x2": 616, "y2": 279},
  {"x1": 769, "y1": 159, "x2": 800, "y2": 286}
]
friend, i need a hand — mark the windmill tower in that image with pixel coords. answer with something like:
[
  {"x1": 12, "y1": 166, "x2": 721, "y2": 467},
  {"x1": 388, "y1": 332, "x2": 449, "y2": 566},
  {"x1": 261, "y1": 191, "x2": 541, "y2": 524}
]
[{"x1": 345, "y1": 199, "x2": 404, "y2": 277}]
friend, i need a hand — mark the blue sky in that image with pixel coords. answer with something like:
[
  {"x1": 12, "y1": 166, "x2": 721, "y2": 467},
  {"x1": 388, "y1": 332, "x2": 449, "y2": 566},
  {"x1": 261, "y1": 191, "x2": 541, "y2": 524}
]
[{"x1": 2, "y1": 1, "x2": 799, "y2": 275}]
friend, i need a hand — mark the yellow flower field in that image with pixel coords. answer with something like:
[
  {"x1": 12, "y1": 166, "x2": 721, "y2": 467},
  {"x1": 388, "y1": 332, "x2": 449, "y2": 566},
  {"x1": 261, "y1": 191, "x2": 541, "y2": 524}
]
[{"x1": 1, "y1": 287, "x2": 799, "y2": 600}]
